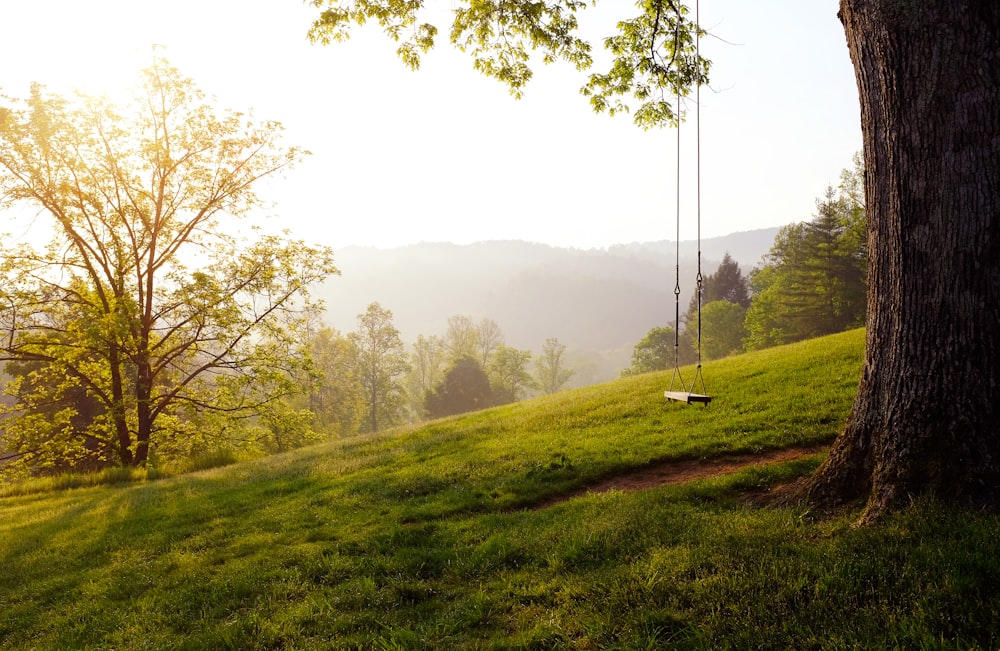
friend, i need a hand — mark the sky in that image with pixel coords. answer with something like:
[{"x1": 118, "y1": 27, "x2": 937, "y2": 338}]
[{"x1": 1, "y1": 1, "x2": 861, "y2": 250}]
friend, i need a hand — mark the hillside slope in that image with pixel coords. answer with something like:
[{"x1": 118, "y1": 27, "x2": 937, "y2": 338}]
[{"x1": 3, "y1": 328, "x2": 999, "y2": 650}]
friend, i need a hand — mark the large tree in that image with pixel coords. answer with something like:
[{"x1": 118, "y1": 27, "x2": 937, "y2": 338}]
[
  {"x1": 307, "y1": 0, "x2": 1000, "y2": 522},
  {"x1": 0, "y1": 59, "x2": 336, "y2": 471},
  {"x1": 800, "y1": 1, "x2": 1000, "y2": 522}
]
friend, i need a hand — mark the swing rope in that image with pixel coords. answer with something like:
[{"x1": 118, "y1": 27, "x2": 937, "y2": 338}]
[{"x1": 666, "y1": 0, "x2": 711, "y2": 405}]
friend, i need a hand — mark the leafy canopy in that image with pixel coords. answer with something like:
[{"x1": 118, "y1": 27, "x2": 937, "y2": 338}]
[
  {"x1": 306, "y1": 0, "x2": 710, "y2": 128},
  {"x1": 0, "y1": 57, "x2": 337, "y2": 472}
]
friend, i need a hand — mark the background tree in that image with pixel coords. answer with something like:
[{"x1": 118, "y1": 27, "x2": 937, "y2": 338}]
[
  {"x1": 424, "y1": 357, "x2": 493, "y2": 419},
  {"x1": 349, "y1": 302, "x2": 409, "y2": 433},
  {"x1": 403, "y1": 334, "x2": 445, "y2": 421},
  {"x1": 0, "y1": 59, "x2": 336, "y2": 473},
  {"x1": 305, "y1": 327, "x2": 365, "y2": 437},
  {"x1": 443, "y1": 314, "x2": 479, "y2": 362},
  {"x1": 744, "y1": 172, "x2": 866, "y2": 351},
  {"x1": 475, "y1": 318, "x2": 505, "y2": 368},
  {"x1": 698, "y1": 300, "x2": 748, "y2": 360},
  {"x1": 535, "y1": 337, "x2": 575, "y2": 395},
  {"x1": 487, "y1": 345, "x2": 536, "y2": 405},
  {"x1": 687, "y1": 252, "x2": 750, "y2": 321},
  {"x1": 622, "y1": 326, "x2": 693, "y2": 377}
]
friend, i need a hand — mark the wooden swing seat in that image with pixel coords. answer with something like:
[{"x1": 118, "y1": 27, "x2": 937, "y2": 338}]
[{"x1": 664, "y1": 391, "x2": 713, "y2": 405}]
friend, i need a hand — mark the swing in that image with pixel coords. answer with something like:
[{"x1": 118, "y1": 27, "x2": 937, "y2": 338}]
[{"x1": 665, "y1": 2, "x2": 712, "y2": 406}]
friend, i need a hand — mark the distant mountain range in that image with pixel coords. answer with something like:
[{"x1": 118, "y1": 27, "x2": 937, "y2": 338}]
[{"x1": 317, "y1": 227, "x2": 780, "y2": 383}]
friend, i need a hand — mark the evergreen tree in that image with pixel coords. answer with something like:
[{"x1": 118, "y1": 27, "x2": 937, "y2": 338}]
[
  {"x1": 744, "y1": 167, "x2": 867, "y2": 350},
  {"x1": 688, "y1": 252, "x2": 750, "y2": 319}
]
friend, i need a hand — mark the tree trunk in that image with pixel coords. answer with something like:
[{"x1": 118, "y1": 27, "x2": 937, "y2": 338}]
[
  {"x1": 135, "y1": 360, "x2": 152, "y2": 467},
  {"x1": 802, "y1": 0, "x2": 1000, "y2": 523},
  {"x1": 108, "y1": 346, "x2": 134, "y2": 466}
]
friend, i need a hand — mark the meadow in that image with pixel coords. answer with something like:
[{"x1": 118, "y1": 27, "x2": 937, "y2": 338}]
[{"x1": 2, "y1": 328, "x2": 998, "y2": 649}]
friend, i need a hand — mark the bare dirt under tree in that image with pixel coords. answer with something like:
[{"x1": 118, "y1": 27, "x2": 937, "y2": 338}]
[{"x1": 535, "y1": 444, "x2": 830, "y2": 509}]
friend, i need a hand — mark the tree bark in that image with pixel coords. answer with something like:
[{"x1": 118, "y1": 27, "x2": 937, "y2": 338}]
[{"x1": 802, "y1": 0, "x2": 1000, "y2": 523}]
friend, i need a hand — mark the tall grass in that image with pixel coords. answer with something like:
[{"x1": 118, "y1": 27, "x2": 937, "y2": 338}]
[{"x1": 1, "y1": 329, "x2": 997, "y2": 649}]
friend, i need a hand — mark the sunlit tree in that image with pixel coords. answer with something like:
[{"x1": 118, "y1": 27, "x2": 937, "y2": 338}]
[
  {"x1": 350, "y1": 302, "x2": 409, "y2": 433},
  {"x1": 698, "y1": 300, "x2": 747, "y2": 360},
  {"x1": 0, "y1": 58, "x2": 336, "y2": 472},
  {"x1": 622, "y1": 325, "x2": 693, "y2": 377},
  {"x1": 487, "y1": 345, "x2": 536, "y2": 405},
  {"x1": 305, "y1": 326, "x2": 365, "y2": 437}
]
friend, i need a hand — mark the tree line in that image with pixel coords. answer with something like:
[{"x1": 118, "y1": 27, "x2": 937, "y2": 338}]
[
  {"x1": 623, "y1": 153, "x2": 867, "y2": 376},
  {"x1": 307, "y1": 306, "x2": 576, "y2": 437}
]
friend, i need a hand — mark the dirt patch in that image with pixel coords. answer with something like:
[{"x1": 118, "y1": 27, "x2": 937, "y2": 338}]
[{"x1": 534, "y1": 444, "x2": 829, "y2": 509}]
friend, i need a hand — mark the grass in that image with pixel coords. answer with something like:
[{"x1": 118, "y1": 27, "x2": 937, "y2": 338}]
[{"x1": 1, "y1": 328, "x2": 998, "y2": 649}]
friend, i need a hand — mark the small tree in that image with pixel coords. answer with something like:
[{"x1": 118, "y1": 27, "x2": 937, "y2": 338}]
[
  {"x1": 535, "y1": 337, "x2": 575, "y2": 395},
  {"x1": 443, "y1": 315, "x2": 478, "y2": 362},
  {"x1": 476, "y1": 318, "x2": 505, "y2": 368},
  {"x1": 403, "y1": 334, "x2": 445, "y2": 421},
  {"x1": 487, "y1": 345, "x2": 536, "y2": 405},
  {"x1": 425, "y1": 357, "x2": 493, "y2": 419},
  {"x1": 622, "y1": 326, "x2": 693, "y2": 377},
  {"x1": 349, "y1": 303, "x2": 409, "y2": 433}
]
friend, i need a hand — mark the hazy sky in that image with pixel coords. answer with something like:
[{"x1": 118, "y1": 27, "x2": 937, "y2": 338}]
[{"x1": 2, "y1": 1, "x2": 861, "y2": 250}]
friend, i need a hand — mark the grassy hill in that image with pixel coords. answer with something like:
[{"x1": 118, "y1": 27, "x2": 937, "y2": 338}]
[{"x1": 2, "y1": 328, "x2": 999, "y2": 650}]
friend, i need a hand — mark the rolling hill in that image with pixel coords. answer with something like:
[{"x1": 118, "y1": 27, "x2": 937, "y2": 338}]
[{"x1": 3, "y1": 328, "x2": 999, "y2": 649}]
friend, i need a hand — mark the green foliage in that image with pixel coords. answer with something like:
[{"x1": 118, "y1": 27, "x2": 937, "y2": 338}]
[
  {"x1": 306, "y1": 1, "x2": 710, "y2": 129},
  {"x1": 582, "y1": 1, "x2": 710, "y2": 128},
  {"x1": 3, "y1": 329, "x2": 997, "y2": 649},
  {"x1": 0, "y1": 57, "x2": 337, "y2": 473},
  {"x1": 699, "y1": 299, "x2": 748, "y2": 360},
  {"x1": 744, "y1": 158, "x2": 867, "y2": 351},
  {"x1": 403, "y1": 334, "x2": 446, "y2": 422},
  {"x1": 623, "y1": 325, "x2": 694, "y2": 376},
  {"x1": 534, "y1": 336, "x2": 575, "y2": 394},
  {"x1": 302, "y1": 326, "x2": 366, "y2": 437},
  {"x1": 424, "y1": 356, "x2": 493, "y2": 418},
  {"x1": 688, "y1": 252, "x2": 751, "y2": 319},
  {"x1": 350, "y1": 302, "x2": 410, "y2": 433},
  {"x1": 487, "y1": 345, "x2": 536, "y2": 405}
]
